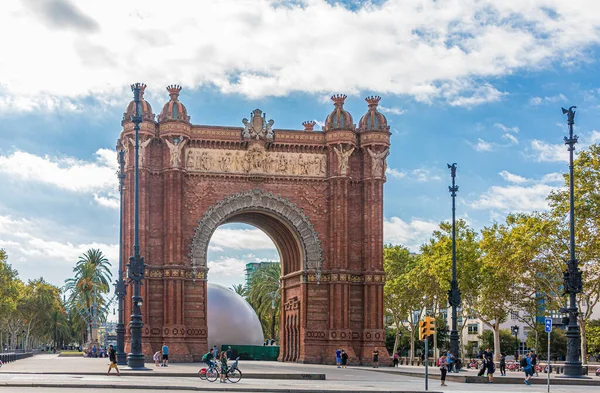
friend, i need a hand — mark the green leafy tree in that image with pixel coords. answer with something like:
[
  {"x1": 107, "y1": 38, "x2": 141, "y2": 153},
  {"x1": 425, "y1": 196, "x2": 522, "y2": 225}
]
[
  {"x1": 246, "y1": 263, "x2": 281, "y2": 341},
  {"x1": 230, "y1": 284, "x2": 247, "y2": 298},
  {"x1": 479, "y1": 329, "x2": 515, "y2": 356},
  {"x1": 0, "y1": 249, "x2": 19, "y2": 325},
  {"x1": 416, "y1": 219, "x2": 482, "y2": 359},
  {"x1": 526, "y1": 324, "x2": 567, "y2": 360},
  {"x1": 546, "y1": 144, "x2": 600, "y2": 362},
  {"x1": 585, "y1": 320, "x2": 600, "y2": 357},
  {"x1": 384, "y1": 245, "x2": 424, "y2": 362},
  {"x1": 64, "y1": 249, "x2": 113, "y2": 342}
]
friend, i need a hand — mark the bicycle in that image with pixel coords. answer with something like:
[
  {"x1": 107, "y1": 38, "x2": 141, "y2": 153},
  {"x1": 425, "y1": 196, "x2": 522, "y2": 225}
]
[{"x1": 223, "y1": 357, "x2": 242, "y2": 383}]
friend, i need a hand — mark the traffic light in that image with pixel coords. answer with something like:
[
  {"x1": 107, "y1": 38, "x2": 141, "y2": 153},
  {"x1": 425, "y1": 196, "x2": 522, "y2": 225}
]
[
  {"x1": 418, "y1": 320, "x2": 426, "y2": 340},
  {"x1": 419, "y1": 317, "x2": 436, "y2": 340},
  {"x1": 424, "y1": 316, "x2": 436, "y2": 337}
]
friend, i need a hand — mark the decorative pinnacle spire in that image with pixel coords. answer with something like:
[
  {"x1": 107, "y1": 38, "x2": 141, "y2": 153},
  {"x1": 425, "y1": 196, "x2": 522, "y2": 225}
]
[
  {"x1": 130, "y1": 83, "x2": 147, "y2": 98},
  {"x1": 166, "y1": 84, "x2": 182, "y2": 101},
  {"x1": 302, "y1": 120, "x2": 316, "y2": 131},
  {"x1": 365, "y1": 95, "x2": 381, "y2": 108},
  {"x1": 331, "y1": 94, "x2": 347, "y2": 107}
]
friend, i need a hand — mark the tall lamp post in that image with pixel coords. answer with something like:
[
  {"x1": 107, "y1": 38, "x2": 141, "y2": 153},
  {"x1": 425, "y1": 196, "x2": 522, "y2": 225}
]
[
  {"x1": 511, "y1": 325, "x2": 519, "y2": 360},
  {"x1": 127, "y1": 83, "x2": 146, "y2": 369},
  {"x1": 114, "y1": 149, "x2": 127, "y2": 365},
  {"x1": 447, "y1": 163, "x2": 461, "y2": 365},
  {"x1": 561, "y1": 106, "x2": 583, "y2": 377}
]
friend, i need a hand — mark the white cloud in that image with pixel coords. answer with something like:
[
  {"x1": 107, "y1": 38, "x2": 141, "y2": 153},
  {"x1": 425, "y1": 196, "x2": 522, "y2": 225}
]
[
  {"x1": 471, "y1": 170, "x2": 565, "y2": 214},
  {"x1": 499, "y1": 170, "x2": 529, "y2": 184},
  {"x1": 447, "y1": 84, "x2": 506, "y2": 107},
  {"x1": 530, "y1": 139, "x2": 569, "y2": 162},
  {"x1": 0, "y1": 214, "x2": 118, "y2": 286},
  {"x1": 2, "y1": 1, "x2": 600, "y2": 110},
  {"x1": 471, "y1": 183, "x2": 557, "y2": 212},
  {"x1": 384, "y1": 217, "x2": 439, "y2": 252},
  {"x1": 209, "y1": 227, "x2": 276, "y2": 251},
  {"x1": 411, "y1": 168, "x2": 441, "y2": 182},
  {"x1": 385, "y1": 167, "x2": 406, "y2": 179},
  {"x1": 541, "y1": 172, "x2": 564, "y2": 183},
  {"x1": 502, "y1": 133, "x2": 519, "y2": 144},
  {"x1": 529, "y1": 96, "x2": 543, "y2": 105},
  {"x1": 494, "y1": 123, "x2": 519, "y2": 134},
  {"x1": 529, "y1": 94, "x2": 568, "y2": 106},
  {"x1": 313, "y1": 119, "x2": 325, "y2": 130},
  {"x1": 0, "y1": 148, "x2": 118, "y2": 207},
  {"x1": 472, "y1": 138, "x2": 493, "y2": 152},
  {"x1": 378, "y1": 106, "x2": 406, "y2": 115}
]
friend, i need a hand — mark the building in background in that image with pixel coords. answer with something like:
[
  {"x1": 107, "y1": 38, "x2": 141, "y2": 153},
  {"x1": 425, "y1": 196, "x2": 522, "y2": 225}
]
[{"x1": 245, "y1": 262, "x2": 279, "y2": 286}]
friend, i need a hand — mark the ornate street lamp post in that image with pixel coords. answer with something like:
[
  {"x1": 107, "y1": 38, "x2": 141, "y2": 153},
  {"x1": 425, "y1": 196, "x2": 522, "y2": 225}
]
[
  {"x1": 114, "y1": 149, "x2": 127, "y2": 365},
  {"x1": 511, "y1": 325, "x2": 519, "y2": 360},
  {"x1": 561, "y1": 106, "x2": 583, "y2": 377},
  {"x1": 447, "y1": 163, "x2": 460, "y2": 365},
  {"x1": 127, "y1": 83, "x2": 146, "y2": 369}
]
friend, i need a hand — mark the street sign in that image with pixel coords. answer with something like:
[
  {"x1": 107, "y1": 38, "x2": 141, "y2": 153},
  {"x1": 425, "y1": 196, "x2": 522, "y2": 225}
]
[{"x1": 545, "y1": 318, "x2": 553, "y2": 333}]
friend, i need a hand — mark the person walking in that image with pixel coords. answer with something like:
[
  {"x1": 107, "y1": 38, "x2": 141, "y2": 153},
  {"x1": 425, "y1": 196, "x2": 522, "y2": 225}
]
[
  {"x1": 438, "y1": 354, "x2": 448, "y2": 387},
  {"x1": 219, "y1": 351, "x2": 228, "y2": 383},
  {"x1": 499, "y1": 352, "x2": 506, "y2": 376},
  {"x1": 213, "y1": 344, "x2": 218, "y2": 358},
  {"x1": 161, "y1": 343, "x2": 169, "y2": 367},
  {"x1": 226, "y1": 346, "x2": 233, "y2": 360},
  {"x1": 393, "y1": 351, "x2": 399, "y2": 367},
  {"x1": 486, "y1": 355, "x2": 495, "y2": 383},
  {"x1": 341, "y1": 349, "x2": 348, "y2": 368},
  {"x1": 372, "y1": 347, "x2": 379, "y2": 368},
  {"x1": 106, "y1": 345, "x2": 120, "y2": 376},
  {"x1": 522, "y1": 352, "x2": 533, "y2": 385},
  {"x1": 335, "y1": 348, "x2": 342, "y2": 368},
  {"x1": 531, "y1": 351, "x2": 538, "y2": 376}
]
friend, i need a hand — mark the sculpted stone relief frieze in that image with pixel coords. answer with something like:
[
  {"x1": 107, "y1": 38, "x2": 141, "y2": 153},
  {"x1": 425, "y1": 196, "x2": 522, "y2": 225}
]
[{"x1": 185, "y1": 145, "x2": 326, "y2": 177}]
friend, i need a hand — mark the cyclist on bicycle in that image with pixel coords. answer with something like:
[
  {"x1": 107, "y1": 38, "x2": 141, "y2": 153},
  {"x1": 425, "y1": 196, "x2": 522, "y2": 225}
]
[{"x1": 202, "y1": 348, "x2": 215, "y2": 368}]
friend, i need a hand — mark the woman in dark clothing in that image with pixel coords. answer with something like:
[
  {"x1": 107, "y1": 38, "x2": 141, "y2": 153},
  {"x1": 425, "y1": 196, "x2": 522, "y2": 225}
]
[
  {"x1": 341, "y1": 350, "x2": 348, "y2": 368},
  {"x1": 486, "y1": 357, "x2": 495, "y2": 383},
  {"x1": 499, "y1": 353, "x2": 506, "y2": 376}
]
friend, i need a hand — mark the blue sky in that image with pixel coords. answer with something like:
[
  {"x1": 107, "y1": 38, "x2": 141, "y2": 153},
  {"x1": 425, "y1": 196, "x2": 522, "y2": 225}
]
[{"x1": 1, "y1": 0, "x2": 599, "y2": 294}]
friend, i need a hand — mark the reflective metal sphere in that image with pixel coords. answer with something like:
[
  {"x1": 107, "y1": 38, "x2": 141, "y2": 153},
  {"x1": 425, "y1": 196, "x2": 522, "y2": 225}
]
[{"x1": 206, "y1": 283, "x2": 264, "y2": 349}]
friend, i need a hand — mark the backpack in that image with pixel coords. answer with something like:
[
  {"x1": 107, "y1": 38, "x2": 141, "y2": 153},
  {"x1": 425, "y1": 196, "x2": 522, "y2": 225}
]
[
  {"x1": 520, "y1": 357, "x2": 528, "y2": 368},
  {"x1": 436, "y1": 358, "x2": 440, "y2": 367},
  {"x1": 201, "y1": 353, "x2": 209, "y2": 361}
]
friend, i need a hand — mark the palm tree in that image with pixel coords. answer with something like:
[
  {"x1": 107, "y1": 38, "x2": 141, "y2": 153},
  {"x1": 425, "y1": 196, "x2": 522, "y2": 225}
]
[
  {"x1": 230, "y1": 284, "x2": 247, "y2": 297},
  {"x1": 63, "y1": 249, "x2": 112, "y2": 340},
  {"x1": 246, "y1": 263, "x2": 281, "y2": 341}
]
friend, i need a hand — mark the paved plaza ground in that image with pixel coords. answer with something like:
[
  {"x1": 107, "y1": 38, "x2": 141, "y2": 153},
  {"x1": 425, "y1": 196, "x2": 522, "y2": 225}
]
[{"x1": 1, "y1": 354, "x2": 599, "y2": 393}]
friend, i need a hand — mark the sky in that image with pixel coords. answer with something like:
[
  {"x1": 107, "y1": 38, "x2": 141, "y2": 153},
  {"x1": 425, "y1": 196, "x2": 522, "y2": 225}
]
[{"x1": 1, "y1": 0, "x2": 600, "y2": 300}]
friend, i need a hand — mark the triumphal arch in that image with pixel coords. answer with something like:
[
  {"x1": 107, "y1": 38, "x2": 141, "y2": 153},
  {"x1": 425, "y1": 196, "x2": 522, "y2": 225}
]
[{"x1": 118, "y1": 85, "x2": 390, "y2": 364}]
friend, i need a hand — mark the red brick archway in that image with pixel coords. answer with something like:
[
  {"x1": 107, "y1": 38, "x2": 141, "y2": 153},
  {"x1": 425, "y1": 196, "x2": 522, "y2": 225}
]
[{"x1": 119, "y1": 86, "x2": 390, "y2": 364}]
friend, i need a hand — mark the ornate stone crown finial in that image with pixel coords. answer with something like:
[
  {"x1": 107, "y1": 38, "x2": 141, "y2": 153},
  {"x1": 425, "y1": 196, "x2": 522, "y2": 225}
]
[
  {"x1": 331, "y1": 94, "x2": 347, "y2": 107},
  {"x1": 166, "y1": 84, "x2": 182, "y2": 100},
  {"x1": 365, "y1": 95, "x2": 381, "y2": 108},
  {"x1": 130, "y1": 83, "x2": 147, "y2": 96},
  {"x1": 302, "y1": 120, "x2": 316, "y2": 132}
]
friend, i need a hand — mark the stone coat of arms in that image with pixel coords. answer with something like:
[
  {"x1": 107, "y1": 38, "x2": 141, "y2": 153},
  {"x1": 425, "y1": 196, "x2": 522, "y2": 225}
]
[{"x1": 242, "y1": 109, "x2": 274, "y2": 140}]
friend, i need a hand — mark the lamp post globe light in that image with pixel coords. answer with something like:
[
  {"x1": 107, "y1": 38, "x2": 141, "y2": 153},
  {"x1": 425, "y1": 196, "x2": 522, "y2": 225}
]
[
  {"x1": 561, "y1": 106, "x2": 583, "y2": 377},
  {"x1": 114, "y1": 149, "x2": 127, "y2": 365},
  {"x1": 126, "y1": 83, "x2": 146, "y2": 369},
  {"x1": 447, "y1": 163, "x2": 460, "y2": 365}
]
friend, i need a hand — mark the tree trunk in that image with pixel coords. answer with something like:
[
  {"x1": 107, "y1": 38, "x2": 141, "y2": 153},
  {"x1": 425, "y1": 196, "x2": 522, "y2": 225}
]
[
  {"x1": 580, "y1": 315, "x2": 587, "y2": 364},
  {"x1": 493, "y1": 322, "x2": 501, "y2": 361},
  {"x1": 409, "y1": 326, "x2": 415, "y2": 363}
]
